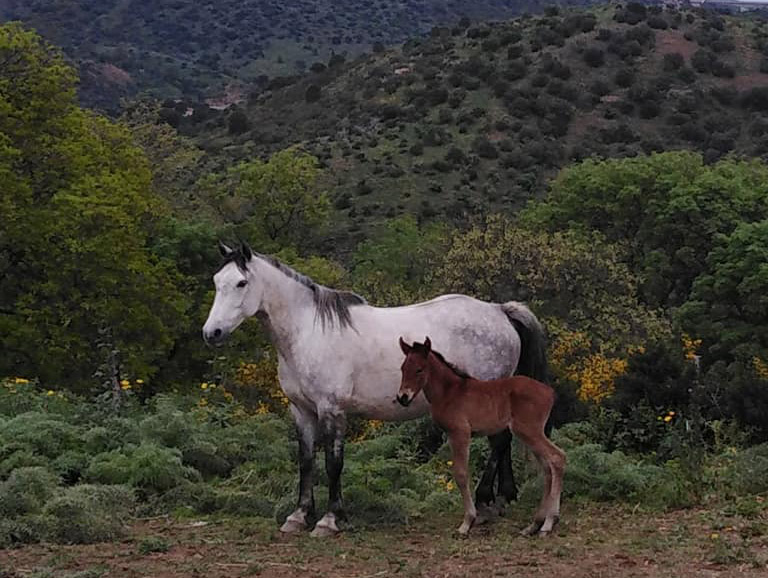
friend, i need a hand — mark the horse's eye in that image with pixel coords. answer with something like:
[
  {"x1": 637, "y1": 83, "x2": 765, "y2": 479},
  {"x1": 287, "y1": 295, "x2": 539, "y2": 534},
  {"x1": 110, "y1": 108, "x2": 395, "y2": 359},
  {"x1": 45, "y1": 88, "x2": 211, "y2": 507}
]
[
  {"x1": 237, "y1": 280, "x2": 248, "y2": 288},
  {"x1": 415, "y1": 369, "x2": 423, "y2": 374}
]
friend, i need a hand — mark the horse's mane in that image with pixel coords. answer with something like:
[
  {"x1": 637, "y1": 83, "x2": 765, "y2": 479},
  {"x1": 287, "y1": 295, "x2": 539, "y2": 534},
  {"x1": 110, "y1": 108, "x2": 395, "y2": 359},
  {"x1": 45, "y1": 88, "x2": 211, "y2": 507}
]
[{"x1": 221, "y1": 248, "x2": 367, "y2": 330}]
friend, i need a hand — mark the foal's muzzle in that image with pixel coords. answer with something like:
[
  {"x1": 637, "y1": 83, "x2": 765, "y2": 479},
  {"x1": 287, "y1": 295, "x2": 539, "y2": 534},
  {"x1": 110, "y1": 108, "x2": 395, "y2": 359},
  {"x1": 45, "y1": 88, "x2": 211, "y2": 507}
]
[{"x1": 396, "y1": 393, "x2": 411, "y2": 407}]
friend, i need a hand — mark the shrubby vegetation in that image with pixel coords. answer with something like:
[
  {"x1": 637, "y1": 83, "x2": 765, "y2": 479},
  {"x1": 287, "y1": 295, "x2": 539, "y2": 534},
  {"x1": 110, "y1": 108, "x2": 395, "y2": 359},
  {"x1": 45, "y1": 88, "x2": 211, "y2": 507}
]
[{"x1": 2, "y1": 11, "x2": 768, "y2": 550}]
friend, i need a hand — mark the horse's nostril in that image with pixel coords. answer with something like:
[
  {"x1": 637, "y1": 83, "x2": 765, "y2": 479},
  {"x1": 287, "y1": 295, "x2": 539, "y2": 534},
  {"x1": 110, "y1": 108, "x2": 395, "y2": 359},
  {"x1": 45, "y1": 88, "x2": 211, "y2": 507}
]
[{"x1": 213, "y1": 328, "x2": 222, "y2": 338}]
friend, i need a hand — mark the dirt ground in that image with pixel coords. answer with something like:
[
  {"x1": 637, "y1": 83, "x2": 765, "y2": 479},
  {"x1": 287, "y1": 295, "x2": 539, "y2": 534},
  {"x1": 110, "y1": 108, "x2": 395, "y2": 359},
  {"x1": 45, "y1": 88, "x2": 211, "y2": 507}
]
[{"x1": 2, "y1": 500, "x2": 767, "y2": 578}]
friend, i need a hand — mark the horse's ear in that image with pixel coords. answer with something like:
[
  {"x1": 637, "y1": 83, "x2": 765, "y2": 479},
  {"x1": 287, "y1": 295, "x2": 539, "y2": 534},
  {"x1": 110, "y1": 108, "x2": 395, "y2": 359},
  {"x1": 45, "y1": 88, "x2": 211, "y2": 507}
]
[
  {"x1": 399, "y1": 336, "x2": 412, "y2": 355},
  {"x1": 424, "y1": 336, "x2": 432, "y2": 352},
  {"x1": 241, "y1": 242, "x2": 253, "y2": 261},
  {"x1": 219, "y1": 241, "x2": 233, "y2": 257}
]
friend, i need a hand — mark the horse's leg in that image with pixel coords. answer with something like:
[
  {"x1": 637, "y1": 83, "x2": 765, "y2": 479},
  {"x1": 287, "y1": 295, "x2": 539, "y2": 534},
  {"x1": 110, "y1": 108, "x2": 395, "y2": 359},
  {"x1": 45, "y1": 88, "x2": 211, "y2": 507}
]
[
  {"x1": 280, "y1": 404, "x2": 318, "y2": 534},
  {"x1": 474, "y1": 437, "x2": 499, "y2": 524},
  {"x1": 311, "y1": 409, "x2": 347, "y2": 538},
  {"x1": 448, "y1": 429, "x2": 476, "y2": 536},
  {"x1": 513, "y1": 421, "x2": 565, "y2": 537},
  {"x1": 493, "y1": 429, "x2": 519, "y2": 505}
]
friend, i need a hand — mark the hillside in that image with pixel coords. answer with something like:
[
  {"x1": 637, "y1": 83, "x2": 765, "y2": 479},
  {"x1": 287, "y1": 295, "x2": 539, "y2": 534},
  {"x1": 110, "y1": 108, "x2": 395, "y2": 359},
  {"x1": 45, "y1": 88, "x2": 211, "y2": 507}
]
[
  {"x1": 168, "y1": 3, "x2": 768, "y2": 250},
  {"x1": 0, "y1": 0, "x2": 589, "y2": 112}
]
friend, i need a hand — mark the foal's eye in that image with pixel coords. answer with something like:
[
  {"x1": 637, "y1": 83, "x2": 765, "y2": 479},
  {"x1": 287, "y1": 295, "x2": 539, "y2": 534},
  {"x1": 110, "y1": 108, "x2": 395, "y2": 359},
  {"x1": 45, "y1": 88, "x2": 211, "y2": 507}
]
[
  {"x1": 415, "y1": 369, "x2": 423, "y2": 374},
  {"x1": 236, "y1": 280, "x2": 248, "y2": 288}
]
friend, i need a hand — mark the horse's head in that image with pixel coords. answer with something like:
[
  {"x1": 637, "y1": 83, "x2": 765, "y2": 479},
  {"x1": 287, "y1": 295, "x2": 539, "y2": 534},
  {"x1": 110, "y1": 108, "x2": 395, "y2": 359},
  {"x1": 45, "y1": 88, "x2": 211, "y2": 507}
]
[
  {"x1": 203, "y1": 242, "x2": 264, "y2": 345},
  {"x1": 396, "y1": 336, "x2": 432, "y2": 406}
]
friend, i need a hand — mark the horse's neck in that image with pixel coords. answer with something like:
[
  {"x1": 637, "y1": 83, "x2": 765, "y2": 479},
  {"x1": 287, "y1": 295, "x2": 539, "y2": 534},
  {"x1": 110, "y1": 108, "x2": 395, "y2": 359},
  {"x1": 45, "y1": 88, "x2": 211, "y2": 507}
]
[
  {"x1": 253, "y1": 260, "x2": 314, "y2": 355},
  {"x1": 424, "y1": 358, "x2": 465, "y2": 405}
]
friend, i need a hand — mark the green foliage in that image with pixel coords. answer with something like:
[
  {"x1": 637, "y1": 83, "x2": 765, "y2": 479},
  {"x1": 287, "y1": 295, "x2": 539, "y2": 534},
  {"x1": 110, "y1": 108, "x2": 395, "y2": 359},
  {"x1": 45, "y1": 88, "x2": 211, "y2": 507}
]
[
  {"x1": 679, "y1": 220, "x2": 768, "y2": 363},
  {"x1": 0, "y1": 467, "x2": 59, "y2": 516},
  {"x1": 437, "y1": 215, "x2": 669, "y2": 352},
  {"x1": 351, "y1": 215, "x2": 450, "y2": 305},
  {"x1": 138, "y1": 535, "x2": 171, "y2": 555},
  {"x1": 0, "y1": 23, "x2": 190, "y2": 389},
  {"x1": 523, "y1": 152, "x2": 768, "y2": 309},
  {"x1": 204, "y1": 147, "x2": 329, "y2": 250},
  {"x1": 42, "y1": 484, "x2": 135, "y2": 544}
]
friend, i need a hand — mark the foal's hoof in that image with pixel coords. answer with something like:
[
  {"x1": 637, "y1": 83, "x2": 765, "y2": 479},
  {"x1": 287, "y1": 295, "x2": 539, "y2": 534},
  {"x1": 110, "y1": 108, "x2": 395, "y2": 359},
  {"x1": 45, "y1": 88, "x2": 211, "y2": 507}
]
[
  {"x1": 520, "y1": 520, "x2": 544, "y2": 537},
  {"x1": 310, "y1": 513, "x2": 341, "y2": 538}
]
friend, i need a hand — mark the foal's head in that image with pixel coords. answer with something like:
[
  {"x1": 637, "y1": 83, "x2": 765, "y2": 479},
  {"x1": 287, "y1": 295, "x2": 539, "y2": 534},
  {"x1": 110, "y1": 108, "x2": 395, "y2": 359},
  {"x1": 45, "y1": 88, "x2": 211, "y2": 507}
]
[{"x1": 396, "y1": 336, "x2": 433, "y2": 407}]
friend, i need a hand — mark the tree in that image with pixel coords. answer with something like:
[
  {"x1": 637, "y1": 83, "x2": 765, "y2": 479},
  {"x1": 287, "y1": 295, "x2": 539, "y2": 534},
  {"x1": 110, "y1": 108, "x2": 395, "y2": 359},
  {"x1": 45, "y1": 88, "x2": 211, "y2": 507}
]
[
  {"x1": 351, "y1": 215, "x2": 450, "y2": 306},
  {"x1": 215, "y1": 148, "x2": 330, "y2": 250},
  {"x1": 0, "y1": 24, "x2": 189, "y2": 388},
  {"x1": 436, "y1": 215, "x2": 669, "y2": 353},
  {"x1": 521, "y1": 152, "x2": 768, "y2": 308},
  {"x1": 679, "y1": 220, "x2": 768, "y2": 363}
]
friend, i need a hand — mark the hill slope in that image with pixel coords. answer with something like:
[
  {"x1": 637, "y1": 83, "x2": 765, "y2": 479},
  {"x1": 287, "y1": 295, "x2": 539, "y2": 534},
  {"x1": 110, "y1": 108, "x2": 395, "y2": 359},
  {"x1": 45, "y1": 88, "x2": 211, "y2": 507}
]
[
  {"x1": 172, "y1": 4, "x2": 768, "y2": 250},
  {"x1": 0, "y1": 0, "x2": 588, "y2": 111}
]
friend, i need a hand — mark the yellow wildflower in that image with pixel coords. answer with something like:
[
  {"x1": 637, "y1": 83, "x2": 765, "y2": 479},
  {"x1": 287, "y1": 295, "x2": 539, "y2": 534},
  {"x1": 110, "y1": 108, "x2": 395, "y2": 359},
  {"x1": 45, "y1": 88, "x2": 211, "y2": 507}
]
[
  {"x1": 121, "y1": 383, "x2": 131, "y2": 390},
  {"x1": 445, "y1": 481, "x2": 455, "y2": 491},
  {"x1": 710, "y1": 533, "x2": 720, "y2": 540},
  {"x1": 668, "y1": 411, "x2": 675, "y2": 416},
  {"x1": 120, "y1": 379, "x2": 130, "y2": 387},
  {"x1": 664, "y1": 415, "x2": 672, "y2": 423},
  {"x1": 14, "y1": 377, "x2": 29, "y2": 384},
  {"x1": 46, "y1": 390, "x2": 55, "y2": 396},
  {"x1": 446, "y1": 460, "x2": 454, "y2": 466},
  {"x1": 200, "y1": 383, "x2": 208, "y2": 390},
  {"x1": 136, "y1": 379, "x2": 144, "y2": 385}
]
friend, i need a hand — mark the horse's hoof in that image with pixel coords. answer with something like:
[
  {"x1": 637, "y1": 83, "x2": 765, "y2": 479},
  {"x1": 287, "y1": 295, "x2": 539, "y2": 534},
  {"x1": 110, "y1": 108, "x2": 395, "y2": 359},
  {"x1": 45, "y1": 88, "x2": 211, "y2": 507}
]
[
  {"x1": 475, "y1": 504, "x2": 500, "y2": 525},
  {"x1": 310, "y1": 513, "x2": 340, "y2": 538},
  {"x1": 280, "y1": 519, "x2": 306, "y2": 534}
]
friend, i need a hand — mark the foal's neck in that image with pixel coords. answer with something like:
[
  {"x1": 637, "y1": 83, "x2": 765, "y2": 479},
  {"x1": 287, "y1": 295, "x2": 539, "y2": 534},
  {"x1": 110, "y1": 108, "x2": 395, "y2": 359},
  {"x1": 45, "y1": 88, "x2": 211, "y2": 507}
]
[{"x1": 423, "y1": 355, "x2": 466, "y2": 405}]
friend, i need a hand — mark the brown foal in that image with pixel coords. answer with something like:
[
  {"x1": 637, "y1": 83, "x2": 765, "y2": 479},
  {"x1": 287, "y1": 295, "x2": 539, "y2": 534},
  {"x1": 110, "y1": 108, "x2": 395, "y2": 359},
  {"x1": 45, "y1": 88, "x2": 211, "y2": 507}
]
[{"x1": 397, "y1": 337, "x2": 565, "y2": 537}]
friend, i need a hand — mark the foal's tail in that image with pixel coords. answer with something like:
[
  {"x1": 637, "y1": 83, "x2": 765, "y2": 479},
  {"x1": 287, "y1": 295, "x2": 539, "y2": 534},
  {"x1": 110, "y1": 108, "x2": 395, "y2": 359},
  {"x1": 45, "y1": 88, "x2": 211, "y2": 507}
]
[{"x1": 502, "y1": 301, "x2": 554, "y2": 435}]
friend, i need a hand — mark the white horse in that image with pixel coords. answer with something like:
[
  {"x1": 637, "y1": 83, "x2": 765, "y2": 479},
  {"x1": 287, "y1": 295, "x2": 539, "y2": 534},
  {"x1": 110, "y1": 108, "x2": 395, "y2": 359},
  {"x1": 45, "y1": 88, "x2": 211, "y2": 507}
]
[{"x1": 203, "y1": 243, "x2": 548, "y2": 537}]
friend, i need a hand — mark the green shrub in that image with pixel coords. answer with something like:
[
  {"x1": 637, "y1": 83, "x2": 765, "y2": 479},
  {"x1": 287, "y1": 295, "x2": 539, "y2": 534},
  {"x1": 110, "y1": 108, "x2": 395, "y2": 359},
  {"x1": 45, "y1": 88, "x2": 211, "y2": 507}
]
[
  {"x1": 0, "y1": 466, "x2": 58, "y2": 516},
  {"x1": 85, "y1": 444, "x2": 199, "y2": 492},
  {"x1": 138, "y1": 535, "x2": 171, "y2": 554},
  {"x1": 564, "y1": 443, "x2": 664, "y2": 501},
  {"x1": 43, "y1": 484, "x2": 135, "y2": 544}
]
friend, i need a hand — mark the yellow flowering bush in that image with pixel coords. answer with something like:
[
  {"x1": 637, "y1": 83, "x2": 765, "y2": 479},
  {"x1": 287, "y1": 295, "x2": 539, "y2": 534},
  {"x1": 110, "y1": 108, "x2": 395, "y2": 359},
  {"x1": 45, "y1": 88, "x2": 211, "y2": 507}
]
[
  {"x1": 549, "y1": 330, "x2": 632, "y2": 403},
  {"x1": 752, "y1": 356, "x2": 768, "y2": 380},
  {"x1": 232, "y1": 357, "x2": 290, "y2": 414}
]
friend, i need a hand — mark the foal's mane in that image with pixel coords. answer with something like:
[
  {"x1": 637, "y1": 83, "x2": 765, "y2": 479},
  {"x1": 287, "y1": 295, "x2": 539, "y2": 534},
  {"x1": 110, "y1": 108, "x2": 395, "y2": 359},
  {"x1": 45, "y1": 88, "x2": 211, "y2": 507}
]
[
  {"x1": 423, "y1": 347, "x2": 472, "y2": 380},
  {"x1": 221, "y1": 247, "x2": 367, "y2": 330}
]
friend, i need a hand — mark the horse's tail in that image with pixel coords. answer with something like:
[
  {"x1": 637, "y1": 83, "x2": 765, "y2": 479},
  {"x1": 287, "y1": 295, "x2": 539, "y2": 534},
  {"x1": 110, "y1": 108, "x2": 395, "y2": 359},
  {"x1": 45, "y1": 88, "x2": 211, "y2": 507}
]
[
  {"x1": 501, "y1": 301, "x2": 554, "y2": 435},
  {"x1": 501, "y1": 301, "x2": 548, "y2": 382}
]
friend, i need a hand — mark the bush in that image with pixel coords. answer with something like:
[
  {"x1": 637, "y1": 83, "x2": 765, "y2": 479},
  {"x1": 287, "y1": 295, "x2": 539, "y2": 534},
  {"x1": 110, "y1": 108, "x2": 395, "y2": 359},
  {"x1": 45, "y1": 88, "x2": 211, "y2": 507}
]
[
  {"x1": 85, "y1": 444, "x2": 200, "y2": 492},
  {"x1": 0, "y1": 467, "x2": 58, "y2": 516},
  {"x1": 43, "y1": 484, "x2": 135, "y2": 544}
]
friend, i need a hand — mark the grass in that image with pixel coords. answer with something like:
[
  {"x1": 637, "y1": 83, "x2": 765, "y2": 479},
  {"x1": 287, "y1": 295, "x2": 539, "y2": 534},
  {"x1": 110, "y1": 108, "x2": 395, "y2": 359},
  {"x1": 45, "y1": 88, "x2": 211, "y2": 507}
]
[{"x1": 3, "y1": 501, "x2": 766, "y2": 577}]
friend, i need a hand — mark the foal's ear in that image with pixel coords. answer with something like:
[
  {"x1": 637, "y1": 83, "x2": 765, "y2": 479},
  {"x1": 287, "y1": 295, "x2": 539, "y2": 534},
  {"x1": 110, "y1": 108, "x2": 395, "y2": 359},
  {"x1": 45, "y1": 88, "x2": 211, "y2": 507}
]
[
  {"x1": 424, "y1": 336, "x2": 432, "y2": 352},
  {"x1": 218, "y1": 241, "x2": 233, "y2": 257},
  {"x1": 399, "y1": 336, "x2": 412, "y2": 355},
  {"x1": 241, "y1": 242, "x2": 253, "y2": 261}
]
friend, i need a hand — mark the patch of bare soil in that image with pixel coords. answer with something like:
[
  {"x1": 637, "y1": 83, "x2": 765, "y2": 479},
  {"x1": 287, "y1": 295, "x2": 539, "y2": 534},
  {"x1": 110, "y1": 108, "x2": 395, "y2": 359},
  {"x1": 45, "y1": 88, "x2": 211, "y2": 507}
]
[{"x1": 2, "y1": 502, "x2": 767, "y2": 578}]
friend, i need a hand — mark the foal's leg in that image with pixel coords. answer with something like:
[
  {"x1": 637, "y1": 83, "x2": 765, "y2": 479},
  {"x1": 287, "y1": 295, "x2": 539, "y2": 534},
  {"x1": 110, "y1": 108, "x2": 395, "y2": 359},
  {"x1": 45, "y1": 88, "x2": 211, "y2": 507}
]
[
  {"x1": 311, "y1": 409, "x2": 347, "y2": 538},
  {"x1": 514, "y1": 421, "x2": 565, "y2": 537},
  {"x1": 281, "y1": 404, "x2": 318, "y2": 534},
  {"x1": 448, "y1": 429, "x2": 476, "y2": 536}
]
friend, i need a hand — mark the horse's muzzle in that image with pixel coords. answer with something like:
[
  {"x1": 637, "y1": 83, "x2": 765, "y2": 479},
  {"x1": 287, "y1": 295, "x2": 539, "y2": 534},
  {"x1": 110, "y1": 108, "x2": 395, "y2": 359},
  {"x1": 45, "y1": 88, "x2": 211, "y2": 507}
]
[
  {"x1": 396, "y1": 393, "x2": 411, "y2": 407},
  {"x1": 202, "y1": 327, "x2": 227, "y2": 346}
]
